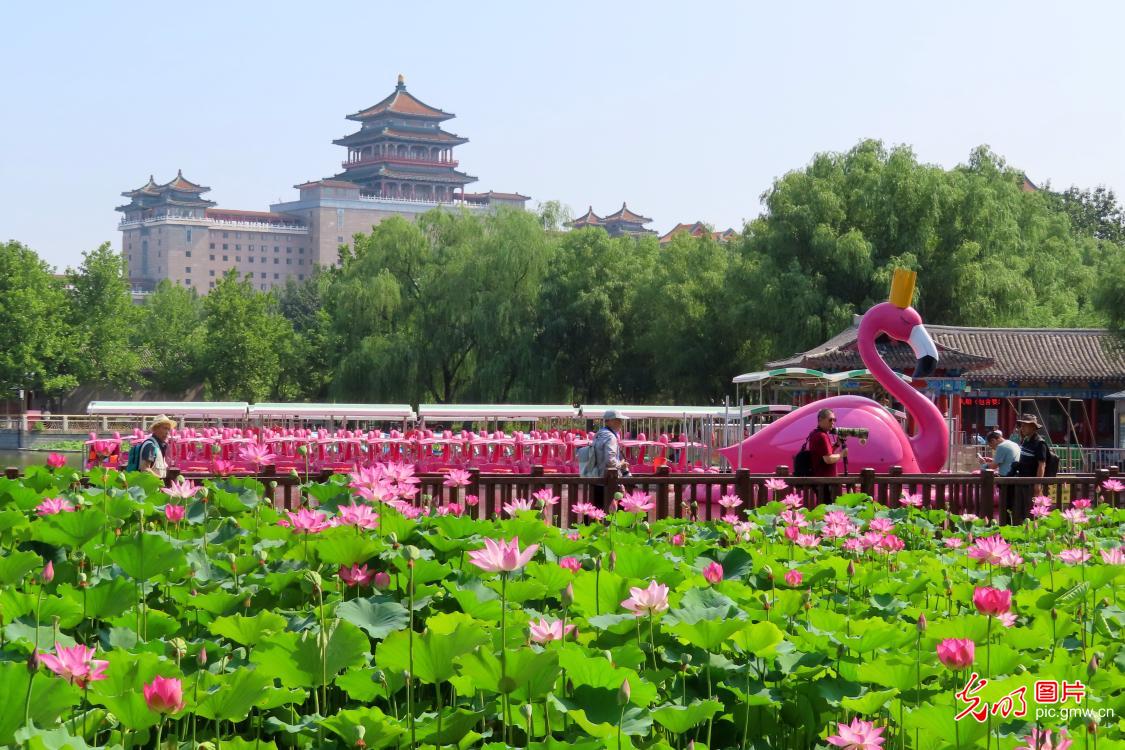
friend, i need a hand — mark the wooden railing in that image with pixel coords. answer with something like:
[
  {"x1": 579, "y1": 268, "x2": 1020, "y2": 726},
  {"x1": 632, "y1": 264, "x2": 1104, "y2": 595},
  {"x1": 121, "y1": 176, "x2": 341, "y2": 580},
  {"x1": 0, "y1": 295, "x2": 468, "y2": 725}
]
[{"x1": 5, "y1": 464, "x2": 1118, "y2": 526}]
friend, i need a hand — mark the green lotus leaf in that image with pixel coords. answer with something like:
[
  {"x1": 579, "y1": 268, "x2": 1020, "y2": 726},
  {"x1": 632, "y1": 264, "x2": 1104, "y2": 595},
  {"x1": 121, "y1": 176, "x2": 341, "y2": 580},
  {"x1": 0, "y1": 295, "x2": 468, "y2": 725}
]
[
  {"x1": 194, "y1": 668, "x2": 274, "y2": 722},
  {"x1": 841, "y1": 687, "x2": 898, "y2": 714},
  {"x1": 374, "y1": 508, "x2": 417, "y2": 544},
  {"x1": 31, "y1": 509, "x2": 108, "y2": 550},
  {"x1": 185, "y1": 590, "x2": 245, "y2": 617},
  {"x1": 430, "y1": 514, "x2": 485, "y2": 540},
  {"x1": 611, "y1": 543, "x2": 676, "y2": 582},
  {"x1": 650, "y1": 699, "x2": 723, "y2": 733},
  {"x1": 571, "y1": 570, "x2": 633, "y2": 619},
  {"x1": 4, "y1": 621, "x2": 77, "y2": 650},
  {"x1": 33, "y1": 595, "x2": 84, "y2": 629},
  {"x1": 585, "y1": 613, "x2": 638, "y2": 633},
  {"x1": 904, "y1": 703, "x2": 989, "y2": 750},
  {"x1": 95, "y1": 691, "x2": 159, "y2": 731},
  {"x1": 108, "y1": 533, "x2": 186, "y2": 581},
  {"x1": 668, "y1": 616, "x2": 747, "y2": 651},
  {"x1": 554, "y1": 685, "x2": 652, "y2": 738},
  {"x1": 455, "y1": 645, "x2": 559, "y2": 699},
  {"x1": 57, "y1": 577, "x2": 135, "y2": 620},
  {"x1": 850, "y1": 656, "x2": 938, "y2": 692},
  {"x1": 337, "y1": 666, "x2": 405, "y2": 702},
  {"x1": 0, "y1": 478, "x2": 44, "y2": 511},
  {"x1": 390, "y1": 556, "x2": 450, "y2": 585},
  {"x1": 0, "y1": 551, "x2": 43, "y2": 586},
  {"x1": 445, "y1": 579, "x2": 502, "y2": 620},
  {"x1": 16, "y1": 723, "x2": 97, "y2": 750},
  {"x1": 414, "y1": 707, "x2": 484, "y2": 745},
  {"x1": 335, "y1": 596, "x2": 409, "y2": 640},
  {"x1": 312, "y1": 529, "x2": 384, "y2": 567},
  {"x1": 375, "y1": 611, "x2": 488, "y2": 685},
  {"x1": 524, "y1": 560, "x2": 574, "y2": 593},
  {"x1": 730, "y1": 620, "x2": 786, "y2": 658},
  {"x1": 0, "y1": 662, "x2": 81, "y2": 745},
  {"x1": 556, "y1": 644, "x2": 657, "y2": 707},
  {"x1": 320, "y1": 706, "x2": 405, "y2": 749},
  {"x1": 0, "y1": 509, "x2": 31, "y2": 535},
  {"x1": 500, "y1": 578, "x2": 547, "y2": 604},
  {"x1": 666, "y1": 587, "x2": 741, "y2": 624},
  {"x1": 252, "y1": 619, "x2": 369, "y2": 689},
  {"x1": 215, "y1": 738, "x2": 278, "y2": 750},
  {"x1": 210, "y1": 610, "x2": 289, "y2": 646}
]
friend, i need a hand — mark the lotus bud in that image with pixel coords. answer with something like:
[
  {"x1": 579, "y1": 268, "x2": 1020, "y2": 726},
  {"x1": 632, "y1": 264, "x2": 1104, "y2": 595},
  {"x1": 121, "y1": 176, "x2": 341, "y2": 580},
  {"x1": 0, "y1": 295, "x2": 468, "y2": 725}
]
[
  {"x1": 41, "y1": 560, "x2": 54, "y2": 584},
  {"x1": 803, "y1": 590, "x2": 812, "y2": 610},
  {"x1": 355, "y1": 725, "x2": 366, "y2": 748},
  {"x1": 297, "y1": 445, "x2": 308, "y2": 456},
  {"x1": 603, "y1": 650, "x2": 615, "y2": 667},
  {"x1": 762, "y1": 565, "x2": 773, "y2": 583},
  {"x1": 614, "y1": 491, "x2": 624, "y2": 500},
  {"x1": 303, "y1": 570, "x2": 323, "y2": 591},
  {"x1": 1088, "y1": 655, "x2": 1098, "y2": 677},
  {"x1": 608, "y1": 551, "x2": 616, "y2": 571},
  {"x1": 406, "y1": 559, "x2": 414, "y2": 570},
  {"x1": 520, "y1": 703, "x2": 534, "y2": 720},
  {"x1": 268, "y1": 480, "x2": 277, "y2": 489},
  {"x1": 373, "y1": 572, "x2": 391, "y2": 590},
  {"x1": 198, "y1": 646, "x2": 208, "y2": 666},
  {"x1": 1051, "y1": 608, "x2": 1058, "y2": 621},
  {"x1": 27, "y1": 652, "x2": 40, "y2": 673},
  {"x1": 617, "y1": 678, "x2": 631, "y2": 706},
  {"x1": 846, "y1": 560, "x2": 855, "y2": 578},
  {"x1": 1088, "y1": 721, "x2": 1097, "y2": 735},
  {"x1": 917, "y1": 613, "x2": 927, "y2": 632},
  {"x1": 762, "y1": 595, "x2": 772, "y2": 611},
  {"x1": 561, "y1": 582, "x2": 574, "y2": 608},
  {"x1": 289, "y1": 469, "x2": 299, "y2": 479}
]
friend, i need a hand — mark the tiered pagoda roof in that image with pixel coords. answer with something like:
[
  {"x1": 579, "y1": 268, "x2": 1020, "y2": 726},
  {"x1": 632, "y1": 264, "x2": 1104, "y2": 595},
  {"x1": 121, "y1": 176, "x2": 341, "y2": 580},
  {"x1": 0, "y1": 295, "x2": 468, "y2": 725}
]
[
  {"x1": 346, "y1": 74, "x2": 455, "y2": 122},
  {"x1": 333, "y1": 126, "x2": 468, "y2": 148},
  {"x1": 568, "y1": 206, "x2": 604, "y2": 228},
  {"x1": 569, "y1": 203, "x2": 655, "y2": 236},
  {"x1": 603, "y1": 203, "x2": 652, "y2": 225},
  {"x1": 117, "y1": 170, "x2": 215, "y2": 213}
]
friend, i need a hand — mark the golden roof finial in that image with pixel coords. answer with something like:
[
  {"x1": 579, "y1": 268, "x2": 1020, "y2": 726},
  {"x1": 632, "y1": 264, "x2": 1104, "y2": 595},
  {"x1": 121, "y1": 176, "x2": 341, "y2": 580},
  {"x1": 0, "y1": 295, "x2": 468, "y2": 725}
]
[
  {"x1": 397, "y1": 73, "x2": 405, "y2": 86},
  {"x1": 889, "y1": 268, "x2": 917, "y2": 309}
]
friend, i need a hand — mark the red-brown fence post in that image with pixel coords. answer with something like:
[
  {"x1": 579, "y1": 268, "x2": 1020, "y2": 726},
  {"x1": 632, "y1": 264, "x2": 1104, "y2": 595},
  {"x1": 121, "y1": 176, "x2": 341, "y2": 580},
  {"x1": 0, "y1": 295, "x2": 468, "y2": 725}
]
[
  {"x1": 531, "y1": 465, "x2": 548, "y2": 523},
  {"x1": 4, "y1": 467, "x2": 20, "y2": 479},
  {"x1": 980, "y1": 469, "x2": 995, "y2": 521},
  {"x1": 735, "y1": 468, "x2": 751, "y2": 508},
  {"x1": 605, "y1": 467, "x2": 620, "y2": 510},
  {"x1": 859, "y1": 468, "x2": 875, "y2": 499},
  {"x1": 655, "y1": 465, "x2": 671, "y2": 520},
  {"x1": 468, "y1": 468, "x2": 482, "y2": 520}
]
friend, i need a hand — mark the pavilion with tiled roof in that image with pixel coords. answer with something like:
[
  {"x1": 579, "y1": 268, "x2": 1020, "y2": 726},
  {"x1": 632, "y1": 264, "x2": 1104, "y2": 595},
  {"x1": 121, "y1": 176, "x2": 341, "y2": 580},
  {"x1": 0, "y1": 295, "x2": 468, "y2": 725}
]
[
  {"x1": 116, "y1": 170, "x2": 215, "y2": 220},
  {"x1": 768, "y1": 318, "x2": 1125, "y2": 446},
  {"x1": 568, "y1": 207, "x2": 604, "y2": 229},
  {"x1": 569, "y1": 203, "x2": 655, "y2": 237},
  {"x1": 331, "y1": 75, "x2": 476, "y2": 202},
  {"x1": 658, "y1": 221, "x2": 737, "y2": 244}
]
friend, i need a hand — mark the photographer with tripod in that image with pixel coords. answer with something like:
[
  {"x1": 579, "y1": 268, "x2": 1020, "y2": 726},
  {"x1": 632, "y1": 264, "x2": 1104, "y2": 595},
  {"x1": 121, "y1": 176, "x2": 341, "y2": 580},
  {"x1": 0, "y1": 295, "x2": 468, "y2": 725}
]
[{"x1": 808, "y1": 408, "x2": 847, "y2": 504}]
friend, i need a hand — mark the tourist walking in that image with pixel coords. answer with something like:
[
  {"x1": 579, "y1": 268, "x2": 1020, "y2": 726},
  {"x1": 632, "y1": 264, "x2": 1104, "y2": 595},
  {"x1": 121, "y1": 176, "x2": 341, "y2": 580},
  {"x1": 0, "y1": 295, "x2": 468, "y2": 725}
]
[
  {"x1": 583, "y1": 409, "x2": 630, "y2": 508},
  {"x1": 1012, "y1": 414, "x2": 1048, "y2": 522}
]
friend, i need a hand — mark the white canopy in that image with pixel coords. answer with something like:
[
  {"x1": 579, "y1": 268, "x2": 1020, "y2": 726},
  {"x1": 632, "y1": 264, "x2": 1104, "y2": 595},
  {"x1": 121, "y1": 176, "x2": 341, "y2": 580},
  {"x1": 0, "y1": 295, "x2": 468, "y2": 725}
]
[
  {"x1": 418, "y1": 404, "x2": 578, "y2": 421},
  {"x1": 248, "y1": 403, "x2": 415, "y2": 420},
  {"x1": 87, "y1": 401, "x2": 249, "y2": 418},
  {"x1": 581, "y1": 404, "x2": 730, "y2": 419},
  {"x1": 732, "y1": 368, "x2": 828, "y2": 385}
]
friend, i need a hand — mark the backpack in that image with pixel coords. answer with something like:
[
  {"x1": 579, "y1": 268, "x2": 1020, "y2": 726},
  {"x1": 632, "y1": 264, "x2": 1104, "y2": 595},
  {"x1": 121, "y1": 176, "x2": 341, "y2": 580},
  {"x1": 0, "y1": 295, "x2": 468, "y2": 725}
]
[
  {"x1": 124, "y1": 436, "x2": 158, "y2": 472},
  {"x1": 576, "y1": 444, "x2": 598, "y2": 478},
  {"x1": 792, "y1": 431, "x2": 816, "y2": 477},
  {"x1": 1045, "y1": 448, "x2": 1060, "y2": 477}
]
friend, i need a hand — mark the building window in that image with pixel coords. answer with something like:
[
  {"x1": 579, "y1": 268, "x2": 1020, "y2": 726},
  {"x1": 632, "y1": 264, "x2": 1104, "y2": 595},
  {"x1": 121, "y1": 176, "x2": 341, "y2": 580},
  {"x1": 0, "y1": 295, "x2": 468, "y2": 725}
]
[
  {"x1": 210, "y1": 243, "x2": 215, "y2": 249},
  {"x1": 223, "y1": 232, "x2": 228, "y2": 238},
  {"x1": 299, "y1": 274, "x2": 304, "y2": 280},
  {"x1": 186, "y1": 250, "x2": 192, "y2": 257},
  {"x1": 185, "y1": 267, "x2": 192, "y2": 273},
  {"x1": 261, "y1": 284, "x2": 266, "y2": 290},
  {"x1": 209, "y1": 270, "x2": 215, "y2": 277},
  {"x1": 274, "y1": 246, "x2": 279, "y2": 252},
  {"x1": 299, "y1": 247, "x2": 304, "y2": 254},
  {"x1": 260, "y1": 273, "x2": 266, "y2": 279},
  {"x1": 210, "y1": 281, "x2": 215, "y2": 288},
  {"x1": 186, "y1": 229, "x2": 192, "y2": 242},
  {"x1": 274, "y1": 273, "x2": 279, "y2": 279},
  {"x1": 223, "y1": 255, "x2": 228, "y2": 261},
  {"x1": 249, "y1": 257, "x2": 254, "y2": 263},
  {"x1": 286, "y1": 259, "x2": 291, "y2": 265},
  {"x1": 185, "y1": 279, "x2": 191, "y2": 285},
  {"x1": 248, "y1": 244, "x2": 254, "y2": 251},
  {"x1": 209, "y1": 254, "x2": 215, "y2": 261},
  {"x1": 337, "y1": 236, "x2": 343, "y2": 244},
  {"x1": 235, "y1": 244, "x2": 241, "y2": 250},
  {"x1": 274, "y1": 258, "x2": 279, "y2": 264},
  {"x1": 261, "y1": 256, "x2": 266, "y2": 263},
  {"x1": 299, "y1": 259, "x2": 304, "y2": 265},
  {"x1": 236, "y1": 256, "x2": 241, "y2": 262}
]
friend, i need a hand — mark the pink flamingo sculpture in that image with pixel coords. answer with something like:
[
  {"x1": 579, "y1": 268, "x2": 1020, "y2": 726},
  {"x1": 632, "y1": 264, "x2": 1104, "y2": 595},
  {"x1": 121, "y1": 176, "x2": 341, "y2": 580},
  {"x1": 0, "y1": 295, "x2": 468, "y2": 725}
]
[{"x1": 719, "y1": 269, "x2": 948, "y2": 474}]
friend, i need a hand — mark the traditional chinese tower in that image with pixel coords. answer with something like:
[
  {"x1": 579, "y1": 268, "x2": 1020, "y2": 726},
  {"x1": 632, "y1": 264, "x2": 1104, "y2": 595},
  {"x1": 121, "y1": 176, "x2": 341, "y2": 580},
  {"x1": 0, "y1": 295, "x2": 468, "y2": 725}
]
[
  {"x1": 332, "y1": 75, "x2": 477, "y2": 202},
  {"x1": 116, "y1": 170, "x2": 215, "y2": 221}
]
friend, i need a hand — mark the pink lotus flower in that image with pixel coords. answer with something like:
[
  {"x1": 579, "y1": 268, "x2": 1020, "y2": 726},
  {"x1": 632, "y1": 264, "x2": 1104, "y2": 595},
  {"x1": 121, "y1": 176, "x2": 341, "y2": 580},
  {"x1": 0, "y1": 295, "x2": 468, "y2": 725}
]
[
  {"x1": 503, "y1": 497, "x2": 536, "y2": 516},
  {"x1": 868, "y1": 517, "x2": 894, "y2": 534},
  {"x1": 821, "y1": 521, "x2": 855, "y2": 539},
  {"x1": 783, "y1": 525, "x2": 801, "y2": 542},
  {"x1": 1015, "y1": 728, "x2": 1073, "y2": 750},
  {"x1": 670, "y1": 533, "x2": 685, "y2": 547},
  {"x1": 528, "y1": 617, "x2": 575, "y2": 644},
  {"x1": 764, "y1": 478, "x2": 788, "y2": 493},
  {"x1": 702, "y1": 561, "x2": 723, "y2": 584},
  {"x1": 998, "y1": 549, "x2": 1024, "y2": 568},
  {"x1": 781, "y1": 491, "x2": 804, "y2": 509},
  {"x1": 843, "y1": 538, "x2": 865, "y2": 554},
  {"x1": 784, "y1": 569, "x2": 803, "y2": 587},
  {"x1": 338, "y1": 564, "x2": 374, "y2": 587},
  {"x1": 532, "y1": 488, "x2": 559, "y2": 506},
  {"x1": 164, "y1": 504, "x2": 186, "y2": 523},
  {"x1": 936, "y1": 638, "x2": 975, "y2": 669},
  {"x1": 899, "y1": 492, "x2": 923, "y2": 508},
  {"x1": 278, "y1": 508, "x2": 330, "y2": 534},
  {"x1": 38, "y1": 643, "x2": 109, "y2": 688},
  {"x1": 36, "y1": 498, "x2": 75, "y2": 516},
  {"x1": 464, "y1": 494, "x2": 480, "y2": 507},
  {"x1": 943, "y1": 537, "x2": 965, "y2": 549},
  {"x1": 795, "y1": 533, "x2": 820, "y2": 548},
  {"x1": 1061, "y1": 508, "x2": 1088, "y2": 525},
  {"x1": 468, "y1": 537, "x2": 539, "y2": 573},
  {"x1": 143, "y1": 675, "x2": 184, "y2": 714},
  {"x1": 558, "y1": 556, "x2": 581, "y2": 571},
  {"x1": 859, "y1": 531, "x2": 884, "y2": 550},
  {"x1": 586, "y1": 507, "x2": 607, "y2": 521},
  {"x1": 967, "y1": 535, "x2": 1012, "y2": 565},
  {"x1": 1100, "y1": 546, "x2": 1125, "y2": 564},
  {"x1": 335, "y1": 503, "x2": 379, "y2": 530},
  {"x1": 436, "y1": 502, "x2": 464, "y2": 517},
  {"x1": 1032, "y1": 494, "x2": 1053, "y2": 508},
  {"x1": 1071, "y1": 497, "x2": 1091, "y2": 509},
  {"x1": 566, "y1": 531, "x2": 581, "y2": 541},
  {"x1": 161, "y1": 477, "x2": 200, "y2": 501},
  {"x1": 1102, "y1": 478, "x2": 1125, "y2": 494},
  {"x1": 718, "y1": 494, "x2": 743, "y2": 510},
  {"x1": 442, "y1": 469, "x2": 472, "y2": 487},
  {"x1": 621, "y1": 580, "x2": 670, "y2": 617},
  {"x1": 348, "y1": 466, "x2": 385, "y2": 497},
  {"x1": 239, "y1": 442, "x2": 277, "y2": 468},
  {"x1": 876, "y1": 534, "x2": 904, "y2": 553},
  {"x1": 46, "y1": 453, "x2": 67, "y2": 469},
  {"x1": 972, "y1": 586, "x2": 1012, "y2": 616},
  {"x1": 1030, "y1": 504, "x2": 1052, "y2": 519},
  {"x1": 1058, "y1": 548, "x2": 1091, "y2": 565},
  {"x1": 997, "y1": 612, "x2": 1017, "y2": 628},
  {"x1": 373, "y1": 571, "x2": 391, "y2": 589},
  {"x1": 779, "y1": 509, "x2": 808, "y2": 527},
  {"x1": 826, "y1": 716, "x2": 885, "y2": 749},
  {"x1": 212, "y1": 459, "x2": 236, "y2": 476},
  {"x1": 620, "y1": 491, "x2": 655, "y2": 513}
]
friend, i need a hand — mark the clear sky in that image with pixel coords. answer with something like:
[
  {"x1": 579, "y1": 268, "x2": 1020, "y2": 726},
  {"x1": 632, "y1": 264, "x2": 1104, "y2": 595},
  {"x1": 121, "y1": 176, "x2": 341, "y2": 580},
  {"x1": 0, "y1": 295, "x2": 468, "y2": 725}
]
[{"x1": 2, "y1": 1, "x2": 1122, "y2": 270}]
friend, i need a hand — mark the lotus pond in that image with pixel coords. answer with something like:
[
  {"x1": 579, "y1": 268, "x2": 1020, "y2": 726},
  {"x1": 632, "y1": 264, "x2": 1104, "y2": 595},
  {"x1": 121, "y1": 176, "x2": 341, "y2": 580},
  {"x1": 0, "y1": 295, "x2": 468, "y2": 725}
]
[{"x1": 1, "y1": 464, "x2": 1124, "y2": 749}]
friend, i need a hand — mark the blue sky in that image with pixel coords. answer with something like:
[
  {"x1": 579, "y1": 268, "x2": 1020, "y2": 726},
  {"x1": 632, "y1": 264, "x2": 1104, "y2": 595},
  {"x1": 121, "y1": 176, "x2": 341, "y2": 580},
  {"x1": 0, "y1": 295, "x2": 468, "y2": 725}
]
[{"x1": 2, "y1": 1, "x2": 1122, "y2": 270}]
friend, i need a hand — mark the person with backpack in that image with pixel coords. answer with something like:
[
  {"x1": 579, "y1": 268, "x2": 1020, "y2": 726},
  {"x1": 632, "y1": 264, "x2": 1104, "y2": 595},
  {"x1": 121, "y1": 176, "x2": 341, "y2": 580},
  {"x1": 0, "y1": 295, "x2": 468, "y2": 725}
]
[
  {"x1": 126, "y1": 414, "x2": 175, "y2": 478},
  {"x1": 808, "y1": 408, "x2": 846, "y2": 505},
  {"x1": 1012, "y1": 413, "x2": 1048, "y2": 522},
  {"x1": 579, "y1": 409, "x2": 630, "y2": 508}
]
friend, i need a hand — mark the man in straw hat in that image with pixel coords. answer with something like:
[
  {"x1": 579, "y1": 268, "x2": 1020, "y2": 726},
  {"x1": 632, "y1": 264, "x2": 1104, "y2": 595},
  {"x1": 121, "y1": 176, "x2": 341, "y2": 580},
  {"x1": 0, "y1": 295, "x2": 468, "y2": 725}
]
[
  {"x1": 1011, "y1": 413, "x2": 1048, "y2": 522},
  {"x1": 138, "y1": 414, "x2": 176, "y2": 479}
]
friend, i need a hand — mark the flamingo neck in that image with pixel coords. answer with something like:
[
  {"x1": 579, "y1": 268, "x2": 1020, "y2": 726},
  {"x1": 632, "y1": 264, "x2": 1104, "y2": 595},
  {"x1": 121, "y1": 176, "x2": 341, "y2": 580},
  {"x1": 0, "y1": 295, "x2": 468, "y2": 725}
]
[{"x1": 856, "y1": 315, "x2": 939, "y2": 432}]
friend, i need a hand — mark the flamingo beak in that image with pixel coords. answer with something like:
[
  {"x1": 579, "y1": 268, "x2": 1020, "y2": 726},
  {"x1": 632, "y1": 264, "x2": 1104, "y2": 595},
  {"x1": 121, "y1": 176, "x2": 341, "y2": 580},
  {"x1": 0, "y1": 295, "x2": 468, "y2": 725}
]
[{"x1": 908, "y1": 324, "x2": 939, "y2": 378}]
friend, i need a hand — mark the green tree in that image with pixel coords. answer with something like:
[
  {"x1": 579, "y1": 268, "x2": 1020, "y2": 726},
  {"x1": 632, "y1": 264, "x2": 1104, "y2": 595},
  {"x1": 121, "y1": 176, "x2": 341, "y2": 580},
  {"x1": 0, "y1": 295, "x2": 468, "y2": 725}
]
[
  {"x1": 277, "y1": 269, "x2": 333, "y2": 399},
  {"x1": 0, "y1": 241, "x2": 76, "y2": 399},
  {"x1": 134, "y1": 280, "x2": 205, "y2": 393},
  {"x1": 65, "y1": 243, "x2": 141, "y2": 389},
  {"x1": 199, "y1": 271, "x2": 298, "y2": 401}
]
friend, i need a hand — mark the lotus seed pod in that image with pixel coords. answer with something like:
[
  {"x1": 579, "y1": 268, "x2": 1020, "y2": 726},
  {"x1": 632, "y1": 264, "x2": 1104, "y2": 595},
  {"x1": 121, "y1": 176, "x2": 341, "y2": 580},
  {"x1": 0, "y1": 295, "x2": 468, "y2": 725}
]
[
  {"x1": 520, "y1": 703, "x2": 534, "y2": 720},
  {"x1": 405, "y1": 545, "x2": 421, "y2": 560}
]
